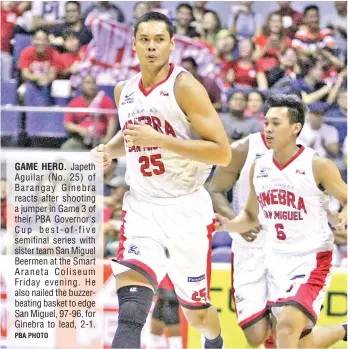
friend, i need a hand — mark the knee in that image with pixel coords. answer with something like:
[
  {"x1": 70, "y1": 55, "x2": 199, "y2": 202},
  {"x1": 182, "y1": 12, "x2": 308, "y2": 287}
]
[
  {"x1": 244, "y1": 325, "x2": 269, "y2": 347},
  {"x1": 276, "y1": 317, "x2": 298, "y2": 337},
  {"x1": 244, "y1": 332, "x2": 267, "y2": 348},
  {"x1": 183, "y1": 308, "x2": 209, "y2": 328}
]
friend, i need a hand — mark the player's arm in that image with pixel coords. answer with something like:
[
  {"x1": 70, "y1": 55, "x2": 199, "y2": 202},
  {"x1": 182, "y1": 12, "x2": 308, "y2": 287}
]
[
  {"x1": 208, "y1": 137, "x2": 249, "y2": 219},
  {"x1": 160, "y1": 73, "x2": 231, "y2": 166},
  {"x1": 104, "y1": 82, "x2": 127, "y2": 159},
  {"x1": 313, "y1": 157, "x2": 347, "y2": 229},
  {"x1": 217, "y1": 162, "x2": 260, "y2": 232}
]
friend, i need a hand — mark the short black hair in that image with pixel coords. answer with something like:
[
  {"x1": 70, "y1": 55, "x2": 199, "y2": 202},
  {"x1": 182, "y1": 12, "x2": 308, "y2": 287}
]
[
  {"x1": 302, "y1": 56, "x2": 320, "y2": 76},
  {"x1": 134, "y1": 11, "x2": 174, "y2": 38},
  {"x1": 176, "y1": 3, "x2": 193, "y2": 13},
  {"x1": 248, "y1": 90, "x2": 265, "y2": 103},
  {"x1": 304, "y1": 5, "x2": 319, "y2": 16},
  {"x1": 265, "y1": 94, "x2": 307, "y2": 136},
  {"x1": 33, "y1": 27, "x2": 49, "y2": 37},
  {"x1": 228, "y1": 90, "x2": 248, "y2": 101},
  {"x1": 182, "y1": 56, "x2": 197, "y2": 68},
  {"x1": 66, "y1": 1, "x2": 81, "y2": 11}
]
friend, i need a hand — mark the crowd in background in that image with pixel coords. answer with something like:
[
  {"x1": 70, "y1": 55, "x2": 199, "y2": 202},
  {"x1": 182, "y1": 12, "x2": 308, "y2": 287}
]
[{"x1": 1, "y1": 1, "x2": 347, "y2": 264}]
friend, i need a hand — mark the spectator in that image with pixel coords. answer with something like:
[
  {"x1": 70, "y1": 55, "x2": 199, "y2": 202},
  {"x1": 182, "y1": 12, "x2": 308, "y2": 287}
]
[
  {"x1": 1, "y1": 1, "x2": 31, "y2": 81},
  {"x1": 181, "y1": 56, "x2": 222, "y2": 111},
  {"x1": 174, "y1": 3, "x2": 200, "y2": 38},
  {"x1": 291, "y1": 56, "x2": 333, "y2": 105},
  {"x1": 192, "y1": 1, "x2": 208, "y2": 24},
  {"x1": 298, "y1": 106, "x2": 339, "y2": 158},
  {"x1": 50, "y1": 1, "x2": 92, "y2": 52},
  {"x1": 330, "y1": 1, "x2": 347, "y2": 63},
  {"x1": 226, "y1": 39, "x2": 260, "y2": 88},
  {"x1": 61, "y1": 75, "x2": 117, "y2": 150},
  {"x1": 58, "y1": 32, "x2": 86, "y2": 78},
  {"x1": 220, "y1": 90, "x2": 263, "y2": 142},
  {"x1": 258, "y1": 46, "x2": 300, "y2": 89},
  {"x1": 214, "y1": 30, "x2": 237, "y2": 66},
  {"x1": 83, "y1": 1, "x2": 125, "y2": 23},
  {"x1": 199, "y1": 10, "x2": 221, "y2": 46},
  {"x1": 228, "y1": 1, "x2": 262, "y2": 40},
  {"x1": 292, "y1": 5, "x2": 335, "y2": 56},
  {"x1": 131, "y1": 1, "x2": 149, "y2": 25},
  {"x1": 244, "y1": 90, "x2": 265, "y2": 120},
  {"x1": 272, "y1": 1, "x2": 303, "y2": 39},
  {"x1": 31, "y1": 0, "x2": 66, "y2": 30},
  {"x1": 146, "y1": 1, "x2": 172, "y2": 20},
  {"x1": 316, "y1": 47, "x2": 345, "y2": 85},
  {"x1": 104, "y1": 159, "x2": 119, "y2": 196},
  {"x1": 18, "y1": 28, "x2": 62, "y2": 105},
  {"x1": 253, "y1": 13, "x2": 292, "y2": 73},
  {"x1": 326, "y1": 89, "x2": 347, "y2": 120}
]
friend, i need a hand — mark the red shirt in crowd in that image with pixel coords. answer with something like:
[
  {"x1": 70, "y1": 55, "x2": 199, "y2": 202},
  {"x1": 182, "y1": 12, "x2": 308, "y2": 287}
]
[
  {"x1": 19, "y1": 46, "x2": 63, "y2": 75},
  {"x1": 64, "y1": 95, "x2": 115, "y2": 136},
  {"x1": 1, "y1": 5, "x2": 20, "y2": 52},
  {"x1": 254, "y1": 35, "x2": 292, "y2": 72},
  {"x1": 228, "y1": 60, "x2": 258, "y2": 88},
  {"x1": 59, "y1": 45, "x2": 87, "y2": 70}
]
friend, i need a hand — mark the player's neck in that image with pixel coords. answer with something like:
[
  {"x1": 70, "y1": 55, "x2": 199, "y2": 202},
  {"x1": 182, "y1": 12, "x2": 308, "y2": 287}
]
[
  {"x1": 273, "y1": 142, "x2": 300, "y2": 166},
  {"x1": 140, "y1": 63, "x2": 171, "y2": 91}
]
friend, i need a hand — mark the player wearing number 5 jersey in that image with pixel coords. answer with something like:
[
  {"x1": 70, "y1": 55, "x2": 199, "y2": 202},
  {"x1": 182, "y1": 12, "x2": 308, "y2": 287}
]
[
  {"x1": 216, "y1": 94, "x2": 347, "y2": 349},
  {"x1": 91, "y1": 11, "x2": 231, "y2": 349}
]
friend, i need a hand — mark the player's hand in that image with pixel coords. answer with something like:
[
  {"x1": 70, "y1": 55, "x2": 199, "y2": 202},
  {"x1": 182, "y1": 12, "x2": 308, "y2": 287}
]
[
  {"x1": 214, "y1": 213, "x2": 231, "y2": 231},
  {"x1": 124, "y1": 120, "x2": 163, "y2": 147},
  {"x1": 240, "y1": 227, "x2": 261, "y2": 242},
  {"x1": 90, "y1": 144, "x2": 111, "y2": 170},
  {"x1": 333, "y1": 211, "x2": 347, "y2": 232}
]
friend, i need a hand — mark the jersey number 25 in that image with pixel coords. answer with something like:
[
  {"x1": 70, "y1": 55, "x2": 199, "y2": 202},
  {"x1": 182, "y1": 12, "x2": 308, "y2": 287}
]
[{"x1": 139, "y1": 154, "x2": 165, "y2": 177}]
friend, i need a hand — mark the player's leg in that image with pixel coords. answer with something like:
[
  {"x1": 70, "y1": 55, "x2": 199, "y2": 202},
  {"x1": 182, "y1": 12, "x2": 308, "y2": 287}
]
[
  {"x1": 231, "y1": 244, "x2": 270, "y2": 347},
  {"x1": 276, "y1": 305, "x2": 312, "y2": 348},
  {"x1": 272, "y1": 251, "x2": 333, "y2": 349},
  {"x1": 110, "y1": 197, "x2": 167, "y2": 349},
  {"x1": 148, "y1": 295, "x2": 166, "y2": 349},
  {"x1": 311, "y1": 323, "x2": 347, "y2": 348},
  {"x1": 162, "y1": 296, "x2": 182, "y2": 349}
]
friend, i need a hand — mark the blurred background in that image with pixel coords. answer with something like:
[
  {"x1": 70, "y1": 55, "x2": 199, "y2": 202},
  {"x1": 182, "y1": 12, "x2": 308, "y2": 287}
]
[{"x1": 0, "y1": 1, "x2": 347, "y2": 348}]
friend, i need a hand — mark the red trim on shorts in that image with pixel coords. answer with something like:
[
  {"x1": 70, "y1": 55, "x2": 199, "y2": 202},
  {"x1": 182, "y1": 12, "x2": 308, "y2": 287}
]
[
  {"x1": 206, "y1": 220, "x2": 215, "y2": 301},
  {"x1": 116, "y1": 210, "x2": 127, "y2": 260},
  {"x1": 159, "y1": 274, "x2": 175, "y2": 291},
  {"x1": 138, "y1": 64, "x2": 175, "y2": 97},
  {"x1": 177, "y1": 294, "x2": 211, "y2": 310},
  {"x1": 273, "y1": 251, "x2": 332, "y2": 323},
  {"x1": 239, "y1": 308, "x2": 269, "y2": 329},
  {"x1": 231, "y1": 252, "x2": 238, "y2": 314},
  {"x1": 273, "y1": 145, "x2": 305, "y2": 171},
  {"x1": 125, "y1": 259, "x2": 158, "y2": 285}
]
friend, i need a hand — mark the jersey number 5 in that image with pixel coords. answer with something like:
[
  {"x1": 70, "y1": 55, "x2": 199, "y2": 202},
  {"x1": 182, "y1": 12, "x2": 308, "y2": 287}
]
[
  {"x1": 275, "y1": 223, "x2": 286, "y2": 240},
  {"x1": 139, "y1": 154, "x2": 165, "y2": 177}
]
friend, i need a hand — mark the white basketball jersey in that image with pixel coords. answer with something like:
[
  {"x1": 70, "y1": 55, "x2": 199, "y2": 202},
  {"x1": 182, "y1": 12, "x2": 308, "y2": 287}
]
[
  {"x1": 118, "y1": 65, "x2": 212, "y2": 199},
  {"x1": 253, "y1": 146, "x2": 334, "y2": 254},
  {"x1": 231, "y1": 132, "x2": 269, "y2": 246}
]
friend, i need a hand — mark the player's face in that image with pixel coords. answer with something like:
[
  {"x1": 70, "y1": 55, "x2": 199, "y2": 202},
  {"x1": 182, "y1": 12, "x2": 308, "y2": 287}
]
[
  {"x1": 133, "y1": 21, "x2": 174, "y2": 70},
  {"x1": 264, "y1": 107, "x2": 301, "y2": 149}
]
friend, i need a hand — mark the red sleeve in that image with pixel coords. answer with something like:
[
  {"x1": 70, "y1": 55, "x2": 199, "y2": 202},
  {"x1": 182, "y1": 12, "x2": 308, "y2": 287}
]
[
  {"x1": 285, "y1": 37, "x2": 292, "y2": 48},
  {"x1": 51, "y1": 49, "x2": 64, "y2": 71},
  {"x1": 64, "y1": 99, "x2": 79, "y2": 123},
  {"x1": 18, "y1": 46, "x2": 32, "y2": 69},
  {"x1": 254, "y1": 35, "x2": 267, "y2": 48},
  {"x1": 102, "y1": 96, "x2": 116, "y2": 120}
]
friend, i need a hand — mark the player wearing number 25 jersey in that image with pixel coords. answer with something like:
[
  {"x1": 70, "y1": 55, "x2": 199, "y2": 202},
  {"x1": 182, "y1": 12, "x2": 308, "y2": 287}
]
[
  {"x1": 216, "y1": 95, "x2": 347, "y2": 349},
  {"x1": 97, "y1": 11, "x2": 231, "y2": 349}
]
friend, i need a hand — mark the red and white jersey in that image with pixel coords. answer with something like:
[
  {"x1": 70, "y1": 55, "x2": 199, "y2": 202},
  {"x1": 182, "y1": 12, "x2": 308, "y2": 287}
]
[
  {"x1": 231, "y1": 132, "x2": 269, "y2": 246},
  {"x1": 117, "y1": 64, "x2": 212, "y2": 199},
  {"x1": 253, "y1": 145, "x2": 334, "y2": 254}
]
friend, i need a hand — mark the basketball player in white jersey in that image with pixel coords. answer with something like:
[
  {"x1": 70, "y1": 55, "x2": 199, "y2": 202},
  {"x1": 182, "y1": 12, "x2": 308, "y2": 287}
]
[
  {"x1": 91, "y1": 12, "x2": 231, "y2": 349},
  {"x1": 209, "y1": 131, "x2": 347, "y2": 348},
  {"x1": 215, "y1": 94, "x2": 347, "y2": 349}
]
